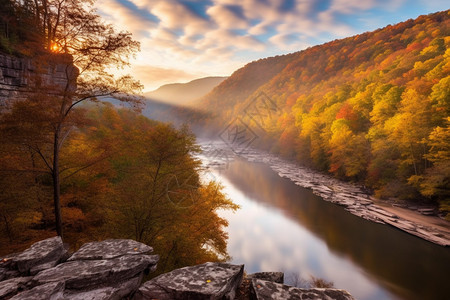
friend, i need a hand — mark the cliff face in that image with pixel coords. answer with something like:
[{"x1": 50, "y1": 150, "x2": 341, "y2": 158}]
[{"x1": 0, "y1": 52, "x2": 78, "y2": 110}]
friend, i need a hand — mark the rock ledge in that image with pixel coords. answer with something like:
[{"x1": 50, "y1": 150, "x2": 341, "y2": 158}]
[{"x1": 1, "y1": 237, "x2": 355, "y2": 300}]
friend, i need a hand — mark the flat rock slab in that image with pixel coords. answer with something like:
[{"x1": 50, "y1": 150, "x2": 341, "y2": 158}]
[
  {"x1": 33, "y1": 254, "x2": 159, "y2": 290},
  {"x1": 29, "y1": 260, "x2": 60, "y2": 276},
  {"x1": 0, "y1": 276, "x2": 33, "y2": 298},
  {"x1": 68, "y1": 239, "x2": 153, "y2": 261},
  {"x1": 135, "y1": 262, "x2": 244, "y2": 300},
  {"x1": 247, "y1": 272, "x2": 284, "y2": 284},
  {"x1": 12, "y1": 236, "x2": 66, "y2": 273},
  {"x1": 1, "y1": 252, "x2": 18, "y2": 269},
  {"x1": 64, "y1": 276, "x2": 142, "y2": 300},
  {"x1": 10, "y1": 281, "x2": 64, "y2": 300},
  {"x1": 251, "y1": 279, "x2": 356, "y2": 300},
  {"x1": 0, "y1": 266, "x2": 20, "y2": 281}
]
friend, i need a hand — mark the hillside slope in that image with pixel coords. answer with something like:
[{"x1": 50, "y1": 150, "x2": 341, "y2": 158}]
[
  {"x1": 145, "y1": 76, "x2": 227, "y2": 106},
  {"x1": 194, "y1": 10, "x2": 450, "y2": 210}
]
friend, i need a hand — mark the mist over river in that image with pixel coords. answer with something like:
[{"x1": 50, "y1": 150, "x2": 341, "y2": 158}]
[{"x1": 199, "y1": 145, "x2": 450, "y2": 300}]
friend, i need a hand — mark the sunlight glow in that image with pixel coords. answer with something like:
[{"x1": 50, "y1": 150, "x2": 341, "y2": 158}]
[{"x1": 51, "y1": 42, "x2": 60, "y2": 52}]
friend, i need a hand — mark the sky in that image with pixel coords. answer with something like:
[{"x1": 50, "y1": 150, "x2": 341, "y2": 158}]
[{"x1": 95, "y1": 0, "x2": 449, "y2": 91}]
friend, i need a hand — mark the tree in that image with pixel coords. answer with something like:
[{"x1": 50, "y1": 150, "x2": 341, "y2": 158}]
[
  {"x1": 409, "y1": 118, "x2": 450, "y2": 216},
  {"x1": 75, "y1": 105, "x2": 239, "y2": 273},
  {"x1": 0, "y1": 0, "x2": 142, "y2": 239},
  {"x1": 387, "y1": 89, "x2": 431, "y2": 177},
  {"x1": 328, "y1": 119, "x2": 368, "y2": 179}
]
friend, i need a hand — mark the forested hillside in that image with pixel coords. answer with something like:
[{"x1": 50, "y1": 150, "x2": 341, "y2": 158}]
[{"x1": 195, "y1": 10, "x2": 450, "y2": 214}]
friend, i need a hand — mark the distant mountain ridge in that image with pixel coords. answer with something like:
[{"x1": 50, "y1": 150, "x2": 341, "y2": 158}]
[{"x1": 144, "y1": 76, "x2": 227, "y2": 106}]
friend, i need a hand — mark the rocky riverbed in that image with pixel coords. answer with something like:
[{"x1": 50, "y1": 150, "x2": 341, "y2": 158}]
[{"x1": 199, "y1": 141, "x2": 450, "y2": 247}]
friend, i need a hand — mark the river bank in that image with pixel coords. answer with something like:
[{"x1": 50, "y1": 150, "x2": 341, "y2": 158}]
[{"x1": 199, "y1": 141, "x2": 450, "y2": 247}]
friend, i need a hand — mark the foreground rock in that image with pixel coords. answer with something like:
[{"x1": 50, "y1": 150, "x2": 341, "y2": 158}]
[
  {"x1": 9, "y1": 281, "x2": 65, "y2": 300},
  {"x1": 2, "y1": 237, "x2": 356, "y2": 299},
  {"x1": 135, "y1": 262, "x2": 244, "y2": 300},
  {"x1": 247, "y1": 272, "x2": 284, "y2": 284},
  {"x1": 63, "y1": 276, "x2": 142, "y2": 300},
  {"x1": 237, "y1": 272, "x2": 284, "y2": 299},
  {"x1": 250, "y1": 278, "x2": 356, "y2": 300},
  {"x1": 0, "y1": 276, "x2": 33, "y2": 299},
  {"x1": 12, "y1": 236, "x2": 67, "y2": 274},
  {"x1": 33, "y1": 254, "x2": 158, "y2": 289},
  {"x1": 68, "y1": 239, "x2": 153, "y2": 261},
  {"x1": 0, "y1": 237, "x2": 158, "y2": 299}
]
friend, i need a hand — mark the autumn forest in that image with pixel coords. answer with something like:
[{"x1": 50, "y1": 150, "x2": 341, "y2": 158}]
[
  {"x1": 193, "y1": 10, "x2": 449, "y2": 217},
  {"x1": 0, "y1": 0, "x2": 449, "y2": 289},
  {"x1": 0, "y1": 0, "x2": 237, "y2": 274}
]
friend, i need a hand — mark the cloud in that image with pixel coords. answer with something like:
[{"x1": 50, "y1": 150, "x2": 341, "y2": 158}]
[
  {"x1": 203, "y1": 29, "x2": 266, "y2": 51},
  {"x1": 96, "y1": 0, "x2": 443, "y2": 89},
  {"x1": 269, "y1": 33, "x2": 311, "y2": 51},
  {"x1": 328, "y1": 0, "x2": 378, "y2": 14},
  {"x1": 97, "y1": 0, "x2": 156, "y2": 38},
  {"x1": 207, "y1": 5, "x2": 249, "y2": 29},
  {"x1": 328, "y1": 0, "x2": 405, "y2": 14},
  {"x1": 151, "y1": 1, "x2": 210, "y2": 35},
  {"x1": 248, "y1": 21, "x2": 270, "y2": 35}
]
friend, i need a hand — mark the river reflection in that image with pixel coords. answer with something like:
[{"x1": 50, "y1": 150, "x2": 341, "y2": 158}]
[{"x1": 213, "y1": 158, "x2": 450, "y2": 300}]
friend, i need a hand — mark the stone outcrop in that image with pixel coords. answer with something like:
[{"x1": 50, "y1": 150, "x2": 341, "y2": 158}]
[
  {"x1": 1, "y1": 237, "x2": 356, "y2": 299},
  {"x1": 63, "y1": 276, "x2": 141, "y2": 300},
  {"x1": 0, "y1": 237, "x2": 158, "y2": 299},
  {"x1": 0, "y1": 52, "x2": 78, "y2": 111},
  {"x1": 135, "y1": 262, "x2": 244, "y2": 300},
  {"x1": 12, "y1": 236, "x2": 67, "y2": 274},
  {"x1": 247, "y1": 272, "x2": 284, "y2": 284},
  {"x1": 0, "y1": 276, "x2": 33, "y2": 299},
  {"x1": 67, "y1": 239, "x2": 153, "y2": 261},
  {"x1": 33, "y1": 254, "x2": 158, "y2": 290},
  {"x1": 9, "y1": 281, "x2": 65, "y2": 300},
  {"x1": 250, "y1": 278, "x2": 356, "y2": 300}
]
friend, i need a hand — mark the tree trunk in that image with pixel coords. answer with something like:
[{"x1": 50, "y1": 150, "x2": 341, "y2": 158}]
[
  {"x1": 3, "y1": 214, "x2": 13, "y2": 242},
  {"x1": 53, "y1": 127, "x2": 63, "y2": 239}
]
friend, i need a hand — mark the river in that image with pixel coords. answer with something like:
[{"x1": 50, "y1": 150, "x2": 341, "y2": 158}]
[{"x1": 199, "y1": 145, "x2": 450, "y2": 300}]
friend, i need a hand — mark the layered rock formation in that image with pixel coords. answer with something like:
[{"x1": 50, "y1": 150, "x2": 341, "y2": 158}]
[
  {"x1": 135, "y1": 262, "x2": 244, "y2": 299},
  {"x1": 250, "y1": 278, "x2": 355, "y2": 300},
  {"x1": 0, "y1": 237, "x2": 355, "y2": 299},
  {"x1": 0, "y1": 52, "x2": 78, "y2": 111},
  {"x1": 0, "y1": 237, "x2": 158, "y2": 299}
]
